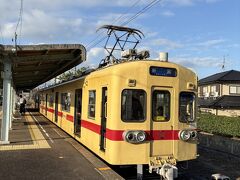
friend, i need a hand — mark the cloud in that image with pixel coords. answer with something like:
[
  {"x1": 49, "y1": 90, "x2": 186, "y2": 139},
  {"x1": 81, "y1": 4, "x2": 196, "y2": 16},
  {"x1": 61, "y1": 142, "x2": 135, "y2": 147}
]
[
  {"x1": 161, "y1": 10, "x2": 175, "y2": 17},
  {"x1": 0, "y1": 0, "x2": 149, "y2": 43},
  {"x1": 197, "y1": 39, "x2": 226, "y2": 48},
  {"x1": 85, "y1": 47, "x2": 107, "y2": 67},
  {"x1": 151, "y1": 38, "x2": 183, "y2": 50},
  {"x1": 162, "y1": 0, "x2": 221, "y2": 7},
  {"x1": 164, "y1": 0, "x2": 194, "y2": 6},
  {"x1": 205, "y1": 0, "x2": 221, "y2": 3},
  {"x1": 1, "y1": 9, "x2": 96, "y2": 43},
  {"x1": 171, "y1": 56, "x2": 223, "y2": 68}
]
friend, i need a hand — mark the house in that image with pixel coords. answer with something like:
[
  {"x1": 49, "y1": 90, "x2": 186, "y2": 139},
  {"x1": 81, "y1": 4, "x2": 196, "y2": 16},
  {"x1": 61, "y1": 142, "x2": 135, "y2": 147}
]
[{"x1": 198, "y1": 70, "x2": 240, "y2": 117}]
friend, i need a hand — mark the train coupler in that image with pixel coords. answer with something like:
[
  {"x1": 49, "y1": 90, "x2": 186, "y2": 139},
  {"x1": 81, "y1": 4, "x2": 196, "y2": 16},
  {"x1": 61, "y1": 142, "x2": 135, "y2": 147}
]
[{"x1": 149, "y1": 156, "x2": 178, "y2": 180}]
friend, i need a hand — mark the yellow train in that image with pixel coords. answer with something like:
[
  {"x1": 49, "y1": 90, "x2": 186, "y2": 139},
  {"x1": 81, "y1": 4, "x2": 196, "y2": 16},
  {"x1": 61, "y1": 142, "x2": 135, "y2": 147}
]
[{"x1": 38, "y1": 25, "x2": 198, "y2": 179}]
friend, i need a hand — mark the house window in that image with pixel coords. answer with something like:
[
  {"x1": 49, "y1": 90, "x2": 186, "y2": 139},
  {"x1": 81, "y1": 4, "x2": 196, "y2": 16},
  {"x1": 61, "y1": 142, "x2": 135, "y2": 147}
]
[
  {"x1": 203, "y1": 86, "x2": 208, "y2": 93},
  {"x1": 211, "y1": 85, "x2": 216, "y2": 92},
  {"x1": 202, "y1": 86, "x2": 209, "y2": 97},
  {"x1": 88, "y1": 90, "x2": 96, "y2": 119},
  {"x1": 229, "y1": 86, "x2": 240, "y2": 94},
  {"x1": 61, "y1": 93, "x2": 71, "y2": 112},
  {"x1": 210, "y1": 85, "x2": 217, "y2": 96}
]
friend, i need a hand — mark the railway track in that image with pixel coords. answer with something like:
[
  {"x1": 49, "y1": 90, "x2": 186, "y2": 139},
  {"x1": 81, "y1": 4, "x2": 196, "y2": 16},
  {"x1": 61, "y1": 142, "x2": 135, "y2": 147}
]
[{"x1": 111, "y1": 146, "x2": 240, "y2": 179}]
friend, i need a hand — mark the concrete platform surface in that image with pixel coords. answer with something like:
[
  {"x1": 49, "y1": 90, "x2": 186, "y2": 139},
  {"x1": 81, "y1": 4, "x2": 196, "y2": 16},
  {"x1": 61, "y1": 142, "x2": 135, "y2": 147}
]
[{"x1": 0, "y1": 110, "x2": 123, "y2": 180}]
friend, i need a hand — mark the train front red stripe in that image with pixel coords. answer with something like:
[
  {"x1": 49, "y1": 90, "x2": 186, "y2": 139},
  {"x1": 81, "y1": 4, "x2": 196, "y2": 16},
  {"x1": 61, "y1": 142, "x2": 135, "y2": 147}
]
[{"x1": 146, "y1": 130, "x2": 179, "y2": 140}]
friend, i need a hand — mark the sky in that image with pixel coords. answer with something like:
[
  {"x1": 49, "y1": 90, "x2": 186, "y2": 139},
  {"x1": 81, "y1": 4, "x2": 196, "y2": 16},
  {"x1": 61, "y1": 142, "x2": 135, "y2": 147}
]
[{"x1": 0, "y1": 0, "x2": 239, "y2": 79}]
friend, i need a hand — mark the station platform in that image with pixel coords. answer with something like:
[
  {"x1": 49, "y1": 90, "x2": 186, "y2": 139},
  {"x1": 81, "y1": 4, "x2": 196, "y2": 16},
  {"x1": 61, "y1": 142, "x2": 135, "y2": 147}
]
[{"x1": 0, "y1": 109, "x2": 123, "y2": 180}]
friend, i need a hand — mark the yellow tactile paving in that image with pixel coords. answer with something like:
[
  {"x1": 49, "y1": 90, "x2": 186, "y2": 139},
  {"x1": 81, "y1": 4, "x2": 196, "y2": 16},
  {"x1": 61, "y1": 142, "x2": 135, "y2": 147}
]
[{"x1": 0, "y1": 113, "x2": 50, "y2": 151}]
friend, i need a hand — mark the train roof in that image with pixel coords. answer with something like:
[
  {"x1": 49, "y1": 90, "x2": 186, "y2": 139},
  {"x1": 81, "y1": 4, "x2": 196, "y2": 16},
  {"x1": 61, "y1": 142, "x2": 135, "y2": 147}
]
[{"x1": 39, "y1": 59, "x2": 196, "y2": 91}]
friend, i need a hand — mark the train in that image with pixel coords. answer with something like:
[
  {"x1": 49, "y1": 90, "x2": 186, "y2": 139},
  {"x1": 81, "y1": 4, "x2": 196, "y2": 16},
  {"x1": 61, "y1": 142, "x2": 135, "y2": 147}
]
[{"x1": 37, "y1": 25, "x2": 198, "y2": 179}]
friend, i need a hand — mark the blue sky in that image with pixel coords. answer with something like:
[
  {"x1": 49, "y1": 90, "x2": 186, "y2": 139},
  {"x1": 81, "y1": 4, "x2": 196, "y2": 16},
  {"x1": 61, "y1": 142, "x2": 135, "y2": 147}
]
[{"x1": 0, "y1": 0, "x2": 239, "y2": 79}]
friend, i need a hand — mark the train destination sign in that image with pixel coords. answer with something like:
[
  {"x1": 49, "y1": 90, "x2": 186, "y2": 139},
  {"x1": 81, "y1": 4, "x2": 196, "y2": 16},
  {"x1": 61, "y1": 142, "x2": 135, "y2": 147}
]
[{"x1": 150, "y1": 66, "x2": 177, "y2": 77}]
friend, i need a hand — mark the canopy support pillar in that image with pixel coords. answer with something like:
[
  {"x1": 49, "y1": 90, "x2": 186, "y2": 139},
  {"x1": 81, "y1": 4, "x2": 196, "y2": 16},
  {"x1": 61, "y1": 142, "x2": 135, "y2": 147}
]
[{"x1": 0, "y1": 58, "x2": 12, "y2": 144}]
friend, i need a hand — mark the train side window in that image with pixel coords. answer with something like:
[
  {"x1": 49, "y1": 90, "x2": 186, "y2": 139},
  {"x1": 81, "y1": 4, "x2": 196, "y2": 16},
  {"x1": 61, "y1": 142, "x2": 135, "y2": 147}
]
[
  {"x1": 152, "y1": 91, "x2": 170, "y2": 121},
  {"x1": 121, "y1": 89, "x2": 146, "y2": 122},
  {"x1": 179, "y1": 92, "x2": 196, "y2": 123},
  {"x1": 88, "y1": 90, "x2": 96, "y2": 119},
  {"x1": 49, "y1": 94, "x2": 54, "y2": 107},
  {"x1": 61, "y1": 93, "x2": 71, "y2": 112}
]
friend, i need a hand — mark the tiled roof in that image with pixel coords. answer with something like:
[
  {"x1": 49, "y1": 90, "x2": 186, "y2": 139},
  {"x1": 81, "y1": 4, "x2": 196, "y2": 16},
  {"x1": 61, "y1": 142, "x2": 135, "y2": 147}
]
[
  {"x1": 198, "y1": 70, "x2": 240, "y2": 85},
  {"x1": 198, "y1": 95, "x2": 240, "y2": 108}
]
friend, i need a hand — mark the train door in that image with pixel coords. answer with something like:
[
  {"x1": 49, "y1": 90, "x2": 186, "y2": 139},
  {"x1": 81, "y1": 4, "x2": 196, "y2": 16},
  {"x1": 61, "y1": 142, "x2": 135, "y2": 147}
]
[
  {"x1": 35, "y1": 94, "x2": 40, "y2": 109},
  {"x1": 100, "y1": 87, "x2": 107, "y2": 151},
  {"x1": 45, "y1": 94, "x2": 48, "y2": 115},
  {"x1": 55, "y1": 92, "x2": 59, "y2": 123},
  {"x1": 74, "y1": 89, "x2": 82, "y2": 136},
  {"x1": 150, "y1": 87, "x2": 174, "y2": 157}
]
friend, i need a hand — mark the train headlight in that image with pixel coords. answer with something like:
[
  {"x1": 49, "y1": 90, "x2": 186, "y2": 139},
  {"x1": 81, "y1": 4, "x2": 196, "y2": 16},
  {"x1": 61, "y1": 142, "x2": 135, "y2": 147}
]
[
  {"x1": 179, "y1": 130, "x2": 191, "y2": 141},
  {"x1": 123, "y1": 130, "x2": 146, "y2": 144},
  {"x1": 136, "y1": 131, "x2": 146, "y2": 142},
  {"x1": 178, "y1": 129, "x2": 198, "y2": 141}
]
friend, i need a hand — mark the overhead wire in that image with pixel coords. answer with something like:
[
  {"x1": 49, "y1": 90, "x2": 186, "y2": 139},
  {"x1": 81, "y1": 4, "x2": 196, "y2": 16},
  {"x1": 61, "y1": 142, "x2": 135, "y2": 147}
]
[
  {"x1": 86, "y1": 0, "x2": 142, "y2": 51},
  {"x1": 121, "y1": 0, "x2": 161, "y2": 26},
  {"x1": 86, "y1": 0, "x2": 161, "y2": 51}
]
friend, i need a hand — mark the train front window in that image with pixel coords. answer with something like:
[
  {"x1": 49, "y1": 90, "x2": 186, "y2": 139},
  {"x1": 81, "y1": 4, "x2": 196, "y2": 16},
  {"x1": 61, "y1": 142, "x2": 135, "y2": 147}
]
[
  {"x1": 121, "y1": 89, "x2": 146, "y2": 122},
  {"x1": 179, "y1": 92, "x2": 196, "y2": 123},
  {"x1": 152, "y1": 91, "x2": 170, "y2": 121}
]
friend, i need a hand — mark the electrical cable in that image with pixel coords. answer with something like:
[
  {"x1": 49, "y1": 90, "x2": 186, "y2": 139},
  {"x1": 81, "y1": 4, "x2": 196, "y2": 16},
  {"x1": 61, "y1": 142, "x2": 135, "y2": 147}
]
[
  {"x1": 86, "y1": 0, "x2": 161, "y2": 51},
  {"x1": 86, "y1": 0, "x2": 142, "y2": 50},
  {"x1": 121, "y1": 0, "x2": 161, "y2": 26}
]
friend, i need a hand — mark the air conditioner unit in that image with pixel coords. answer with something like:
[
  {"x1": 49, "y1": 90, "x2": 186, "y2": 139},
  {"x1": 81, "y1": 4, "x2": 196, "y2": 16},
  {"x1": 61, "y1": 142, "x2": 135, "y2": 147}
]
[
  {"x1": 121, "y1": 49, "x2": 137, "y2": 58},
  {"x1": 210, "y1": 92, "x2": 215, "y2": 96},
  {"x1": 204, "y1": 92, "x2": 209, "y2": 97}
]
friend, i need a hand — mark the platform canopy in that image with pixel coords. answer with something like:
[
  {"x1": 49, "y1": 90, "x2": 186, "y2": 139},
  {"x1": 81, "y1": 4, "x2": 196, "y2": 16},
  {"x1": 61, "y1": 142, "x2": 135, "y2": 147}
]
[{"x1": 0, "y1": 44, "x2": 86, "y2": 91}]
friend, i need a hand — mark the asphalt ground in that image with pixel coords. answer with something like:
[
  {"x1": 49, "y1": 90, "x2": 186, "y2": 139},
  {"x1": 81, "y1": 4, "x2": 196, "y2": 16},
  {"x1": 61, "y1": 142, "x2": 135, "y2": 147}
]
[{"x1": 0, "y1": 110, "x2": 122, "y2": 180}]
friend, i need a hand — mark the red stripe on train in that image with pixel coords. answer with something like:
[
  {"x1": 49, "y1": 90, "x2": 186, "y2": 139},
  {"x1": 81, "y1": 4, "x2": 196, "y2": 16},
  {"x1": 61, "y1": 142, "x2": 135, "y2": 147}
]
[
  {"x1": 40, "y1": 111, "x2": 179, "y2": 141},
  {"x1": 106, "y1": 129, "x2": 124, "y2": 141},
  {"x1": 81, "y1": 120, "x2": 179, "y2": 141},
  {"x1": 58, "y1": 112, "x2": 63, "y2": 117},
  {"x1": 66, "y1": 114, "x2": 74, "y2": 122},
  {"x1": 47, "y1": 108, "x2": 54, "y2": 113},
  {"x1": 146, "y1": 130, "x2": 179, "y2": 140},
  {"x1": 81, "y1": 120, "x2": 101, "y2": 134}
]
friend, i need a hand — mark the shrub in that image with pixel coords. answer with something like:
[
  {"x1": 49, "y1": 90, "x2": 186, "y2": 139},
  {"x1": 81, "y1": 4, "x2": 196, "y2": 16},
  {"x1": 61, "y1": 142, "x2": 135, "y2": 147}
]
[{"x1": 198, "y1": 113, "x2": 240, "y2": 137}]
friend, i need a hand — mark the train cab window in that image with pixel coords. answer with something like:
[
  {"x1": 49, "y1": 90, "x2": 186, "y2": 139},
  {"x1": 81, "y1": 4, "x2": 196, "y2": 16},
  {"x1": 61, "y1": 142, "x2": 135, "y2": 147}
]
[
  {"x1": 152, "y1": 91, "x2": 170, "y2": 121},
  {"x1": 121, "y1": 89, "x2": 146, "y2": 122},
  {"x1": 88, "y1": 90, "x2": 96, "y2": 119},
  {"x1": 61, "y1": 93, "x2": 71, "y2": 112},
  {"x1": 179, "y1": 92, "x2": 196, "y2": 123}
]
